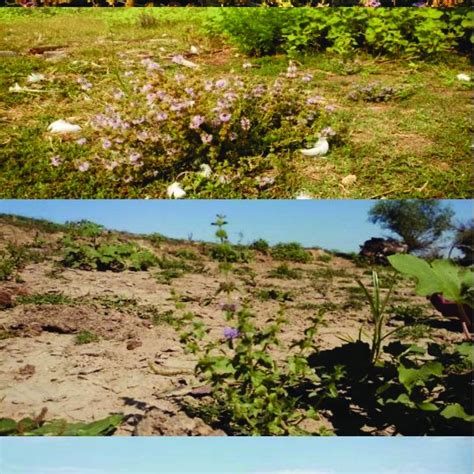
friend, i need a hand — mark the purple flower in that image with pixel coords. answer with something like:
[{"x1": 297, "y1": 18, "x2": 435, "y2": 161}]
[
  {"x1": 320, "y1": 126, "x2": 336, "y2": 137},
  {"x1": 219, "y1": 112, "x2": 231, "y2": 123},
  {"x1": 223, "y1": 327, "x2": 240, "y2": 340},
  {"x1": 251, "y1": 85, "x2": 266, "y2": 97},
  {"x1": 102, "y1": 138, "x2": 112, "y2": 150},
  {"x1": 113, "y1": 90, "x2": 125, "y2": 100},
  {"x1": 129, "y1": 152, "x2": 141, "y2": 163},
  {"x1": 190, "y1": 115, "x2": 205, "y2": 130},
  {"x1": 77, "y1": 77, "x2": 92, "y2": 91},
  {"x1": 78, "y1": 162, "x2": 90, "y2": 172},
  {"x1": 147, "y1": 61, "x2": 161, "y2": 71},
  {"x1": 185, "y1": 87, "x2": 195, "y2": 97},
  {"x1": 412, "y1": 0, "x2": 426, "y2": 5},
  {"x1": 215, "y1": 79, "x2": 228, "y2": 89},
  {"x1": 325, "y1": 104, "x2": 337, "y2": 113},
  {"x1": 301, "y1": 73, "x2": 313, "y2": 83},
  {"x1": 224, "y1": 91, "x2": 238, "y2": 101},
  {"x1": 174, "y1": 73, "x2": 185, "y2": 83},
  {"x1": 171, "y1": 54, "x2": 185, "y2": 64},
  {"x1": 141, "y1": 84, "x2": 153, "y2": 94},
  {"x1": 364, "y1": 0, "x2": 381, "y2": 5},
  {"x1": 155, "y1": 112, "x2": 168, "y2": 122},
  {"x1": 50, "y1": 155, "x2": 61, "y2": 167}
]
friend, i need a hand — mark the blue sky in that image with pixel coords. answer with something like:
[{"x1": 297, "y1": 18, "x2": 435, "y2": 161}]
[
  {"x1": 0, "y1": 437, "x2": 472, "y2": 473},
  {"x1": 0, "y1": 200, "x2": 471, "y2": 252}
]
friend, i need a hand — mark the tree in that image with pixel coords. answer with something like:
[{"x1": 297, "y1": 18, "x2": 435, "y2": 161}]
[
  {"x1": 450, "y1": 219, "x2": 474, "y2": 266},
  {"x1": 368, "y1": 200, "x2": 454, "y2": 254}
]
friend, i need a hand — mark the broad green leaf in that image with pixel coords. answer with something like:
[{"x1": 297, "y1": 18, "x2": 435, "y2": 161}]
[
  {"x1": 385, "y1": 393, "x2": 416, "y2": 409},
  {"x1": 30, "y1": 415, "x2": 123, "y2": 436},
  {"x1": 388, "y1": 254, "x2": 441, "y2": 296},
  {"x1": 398, "y1": 361, "x2": 443, "y2": 394},
  {"x1": 0, "y1": 418, "x2": 17, "y2": 435},
  {"x1": 417, "y1": 402, "x2": 439, "y2": 412},
  {"x1": 388, "y1": 255, "x2": 473, "y2": 304},
  {"x1": 430, "y1": 260, "x2": 463, "y2": 302},
  {"x1": 440, "y1": 404, "x2": 474, "y2": 422}
]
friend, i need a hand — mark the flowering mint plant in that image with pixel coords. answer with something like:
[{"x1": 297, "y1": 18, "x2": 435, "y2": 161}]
[
  {"x1": 70, "y1": 59, "x2": 339, "y2": 197},
  {"x1": 179, "y1": 216, "x2": 328, "y2": 435}
]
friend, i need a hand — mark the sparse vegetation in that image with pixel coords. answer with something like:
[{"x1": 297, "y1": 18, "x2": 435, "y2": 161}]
[
  {"x1": 268, "y1": 263, "x2": 302, "y2": 280},
  {"x1": 0, "y1": 213, "x2": 471, "y2": 436},
  {"x1": 75, "y1": 330, "x2": 100, "y2": 345},
  {"x1": 271, "y1": 242, "x2": 312, "y2": 263}
]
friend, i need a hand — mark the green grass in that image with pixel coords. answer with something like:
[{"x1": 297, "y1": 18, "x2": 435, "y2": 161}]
[
  {"x1": 268, "y1": 264, "x2": 302, "y2": 280},
  {"x1": 0, "y1": 8, "x2": 471, "y2": 198},
  {"x1": 16, "y1": 293, "x2": 74, "y2": 306},
  {"x1": 75, "y1": 330, "x2": 99, "y2": 345}
]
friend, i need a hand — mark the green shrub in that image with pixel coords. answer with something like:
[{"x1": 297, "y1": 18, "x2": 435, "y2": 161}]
[
  {"x1": 210, "y1": 9, "x2": 287, "y2": 56},
  {"x1": 214, "y1": 8, "x2": 471, "y2": 58},
  {"x1": 0, "y1": 255, "x2": 16, "y2": 282},
  {"x1": 0, "y1": 242, "x2": 46, "y2": 281},
  {"x1": 249, "y1": 239, "x2": 270, "y2": 255},
  {"x1": 257, "y1": 288, "x2": 293, "y2": 302},
  {"x1": 173, "y1": 249, "x2": 199, "y2": 261},
  {"x1": 268, "y1": 263, "x2": 302, "y2": 280},
  {"x1": 62, "y1": 242, "x2": 157, "y2": 272},
  {"x1": 209, "y1": 243, "x2": 253, "y2": 264},
  {"x1": 147, "y1": 233, "x2": 167, "y2": 247},
  {"x1": 271, "y1": 242, "x2": 312, "y2": 263},
  {"x1": 317, "y1": 254, "x2": 332, "y2": 263}
]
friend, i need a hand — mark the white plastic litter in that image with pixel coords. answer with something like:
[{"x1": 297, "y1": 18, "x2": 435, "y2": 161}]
[
  {"x1": 456, "y1": 73, "x2": 470, "y2": 82},
  {"x1": 199, "y1": 164, "x2": 212, "y2": 178},
  {"x1": 167, "y1": 182, "x2": 186, "y2": 199},
  {"x1": 27, "y1": 73, "x2": 46, "y2": 83},
  {"x1": 300, "y1": 137, "x2": 329, "y2": 157},
  {"x1": 47, "y1": 120, "x2": 82, "y2": 134}
]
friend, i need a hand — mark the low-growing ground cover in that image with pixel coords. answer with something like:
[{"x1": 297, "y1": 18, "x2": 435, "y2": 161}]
[
  {"x1": 0, "y1": 8, "x2": 472, "y2": 198},
  {"x1": 0, "y1": 214, "x2": 472, "y2": 435}
]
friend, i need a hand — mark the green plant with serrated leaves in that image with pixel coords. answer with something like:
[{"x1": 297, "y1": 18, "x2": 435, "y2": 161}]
[{"x1": 179, "y1": 216, "x2": 329, "y2": 435}]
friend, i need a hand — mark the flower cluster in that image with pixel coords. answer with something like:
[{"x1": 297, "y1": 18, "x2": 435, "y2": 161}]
[{"x1": 53, "y1": 58, "x2": 340, "y2": 196}]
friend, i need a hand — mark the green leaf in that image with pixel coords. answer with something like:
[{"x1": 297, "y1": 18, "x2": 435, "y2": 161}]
[
  {"x1": 417, "y1": 402, "x2": 439, "y2": 412},
  {"x1": 398, "y1": 361, "x2": 443, "y2": 394},
  {"x1": 388, "y1": 254, "x2": 441, "y2": 296},
  {"x1": 388, "y1": 255, "x2": 473, "y2": 304},
  {"x1": 31, "y1": 414, "x2": 123, "y2": 436},
  {"x1": 0, "y1": 418, "x2": 18, "y2": 435},
  {"x1": 385, "y1": 393, "x2": 416, "y2": 409},
  {"x1": 440, "y1": 404, "x2": 474, "y2": 422}
]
